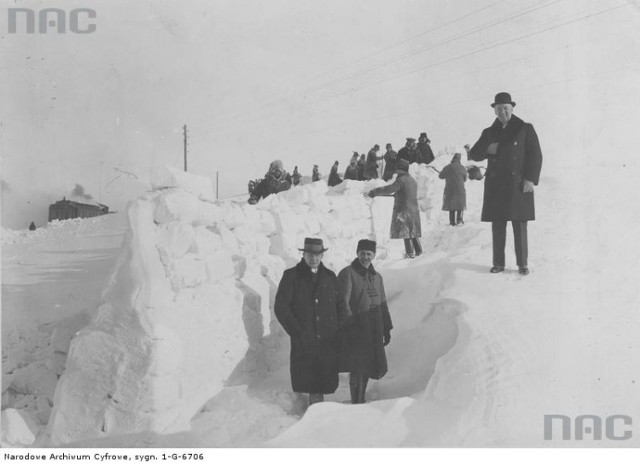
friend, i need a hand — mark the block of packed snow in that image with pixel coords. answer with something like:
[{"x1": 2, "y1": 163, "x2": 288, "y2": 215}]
[
  {"x1": 189, "y1": 226, "x2": 224, "y2": 256},
  {"x1": 258, "y1": 210, "x2": 277, "y2": 236},
  {"x1": 50, "y1": 327, "x2": 76, "y2": 354},
  {"x1": 301, "y1": 212, "x2": 322, "y2": 236},
  {"x1": 253, "y1": 191, "x2": 282, "y2": 211},
  {"x1": 1, "y1": 409, "x2": 39, "y2": 446},
  {"x1": 272, "y1": 209, "x2": 305, "y2": 235},
  {"x1": 213, "y1": 223, "x2": 240, "y2": 254},
  {"x1": 270, "y1": 232, "x2": 304, "y2": 261},
  {"x1": 153, "y1": 189, "x2": 202, "y2": 225},
  {"x1": 10, "y1": 362, "x2": 58, "y2": 402},
  {"x1": 204, "y1": 252, "x2": 235, "y2": 283},
  {"x1": 240, "y1": 203, "x2": 262, "y2": 232},
  {"x1": 369, "y1": 196, "x2": 394, "y2": 243},
  {"x1": 150, "y1": 165, "x2": 215, "y2": 202},
  {"x1": 234, "y1": 225, "x2": 271, "y2": 257},
  {"x1": 157, "y1": 222, "x2": 196, "y2": 259},
  {"x1": 239, "y1": 270, "x2": 272, "y2": 346},
  {"x1": 279, "y1": 186, "x2": 309, "y2": 208},
  {"x1": 317, "y1": 212, "x2": 343, "y2": 239},
  {"x1": 167, "y1": 255, "x2": 207, "y2": 290},
  {"x1": 219, "y1": 201, "x2": 246, "y2": 230},
  {"x1": 196, "y1": 202, "x2": 224, "y2": 226}
]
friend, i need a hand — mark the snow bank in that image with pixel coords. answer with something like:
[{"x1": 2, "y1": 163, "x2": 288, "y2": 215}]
[{"x1": 45, "y1": 165, "x2": 441, "y2": 444}]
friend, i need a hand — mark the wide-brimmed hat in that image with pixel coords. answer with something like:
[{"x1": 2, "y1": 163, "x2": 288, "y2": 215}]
[
  {"x1": 406, "y1": 137, "x2": 416, "y2": 142},
  {"x1": 298, "y1": 237, "x2": 328, "y2": 254},
  {"x1": 491, "y1": 92, "x2": 516, "y2": 108},
  {"x1": 357, "y1": 239, "x2": 376, "y2": 253}
]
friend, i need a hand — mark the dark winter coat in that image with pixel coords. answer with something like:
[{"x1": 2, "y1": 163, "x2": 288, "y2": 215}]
[
  {"x1": 328, "y1": 165, "x2": 343, "y2": 187},
  {"x1": 248, "y1": 172, "x2": 291, "y2": 204},
  {"x1": 439, "y1": 158, "x2": 467, "y2": 211},
  {"x1": 312, "y1": 168, "x2": 321, "y2": 182},
  {"x1": 369, "y1": 170, "x2": 422, "y2": 239},
  {"x1": 417, "y1": 141, "x2": 435, "y2": 164},
  {"x1": 274, "y1": 260, "x2": 347, "y2": 394},
  {"x1": 397, "y1": 146, "x2": 418, "y2": 164},
  {"x1": 344, "y1": 163, "x2": 359, "y2": 180},
  {"x1": 338, "y1": 259, "x2": 392, "y2": 379},
  {"x1": 357, "y1": 157, "x2": 366, "y2": 180},
  {"x1": 364, "y1": 150, "x2": 381, "y2": 180},
  {"x1": 382, "y1": 150, "x2": 398, "y2": 181},
  {"x1": 469, "y1": 115, "x2": 542, "y2": 222}
]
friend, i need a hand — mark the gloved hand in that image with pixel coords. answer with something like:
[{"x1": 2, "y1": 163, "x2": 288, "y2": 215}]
[
  {"x1": 383, "y1": 332, "x2": 391, "y2": 346},
  {"x1": 248, "y1": 197, "x2": 258, "y2": 205}
]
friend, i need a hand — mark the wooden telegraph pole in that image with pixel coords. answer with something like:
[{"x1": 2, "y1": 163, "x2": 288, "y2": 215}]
[{"x1": 183, "y1": 124, "x2": 188, "y2": 172}]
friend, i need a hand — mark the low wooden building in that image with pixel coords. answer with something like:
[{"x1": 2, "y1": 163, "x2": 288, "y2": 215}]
[{"x1": 48, "y1": 198, "x2": 109, "y2": 222}]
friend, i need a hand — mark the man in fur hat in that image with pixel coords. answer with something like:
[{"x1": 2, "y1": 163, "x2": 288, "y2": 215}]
[
  {"x1": 248, "y1": 159, "x2": 291, "y2": 204},
  {"x1": 467, "y1": 92, "x2": 543, "y2": 275},
  {"x1": 338, "y1": 239, "x2": 392, "y2": 404}
]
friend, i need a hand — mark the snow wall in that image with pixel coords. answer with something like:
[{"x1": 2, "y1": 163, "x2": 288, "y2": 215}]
[{"x1": 46, "y1": 164, "x2": 440, "y2": 444}]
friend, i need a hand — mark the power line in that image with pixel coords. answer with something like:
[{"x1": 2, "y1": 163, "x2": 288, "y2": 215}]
[
  {"x1": 291, "y1": 0, "x2": 628, "y2": 111},
  {"x1": 192, "y1": 1, "x2": 626, "y2": 139},
  {"x1": 189, "y1": 0, "x2": 535, "y2": 138}
]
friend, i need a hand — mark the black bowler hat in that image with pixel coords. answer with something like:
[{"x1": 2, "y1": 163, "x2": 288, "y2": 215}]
[
  {"x1": 298, "y1": 237, "x2": 328, "y2": 254},
  {"x1": 491, "y1": 92, "x2": 516, "y2": 108},
  {"x1": 357, "y1": 239, "x2": 376, "y2": 253}
]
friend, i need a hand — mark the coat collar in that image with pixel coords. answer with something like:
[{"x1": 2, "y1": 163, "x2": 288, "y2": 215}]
[
  {"x1": 295, "y1": 259, "x2": 329, "y2": 278},
  {"x1": 489, "y1": 114, "x2": 524, "y2": 144},
  {"x1": 351, "y1": 258, "x2": 377, "y2": 276}
]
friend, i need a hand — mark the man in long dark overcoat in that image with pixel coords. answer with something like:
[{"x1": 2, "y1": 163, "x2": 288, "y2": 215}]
[
  {"x1": 338, "y1": 239, "x2": 392, "y2": 404},
  {"x1": 368, "y1": 159, "x2": 423, "y2": 258},
  {"x1": 439, "y1": 152, "x2": 468, "y2": 226},
  {"x1": 467, "y1": 92, "x2": 543, "y2": 275},
  {"x1": 274, "y1": 238, "x2": 347, "y2": 405},
  {"x1": 382, "y1": 143, "x2": 398, "y2": 181}
]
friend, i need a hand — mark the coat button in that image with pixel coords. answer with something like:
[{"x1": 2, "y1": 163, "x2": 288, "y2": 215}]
[
  {"x1": 316, "y1": 316, "x2": 320, "y2": 321},
  {"x1": 315, "y1": 299, "x2": 318, "y2": 304},
  {"x1": 514, "y1": 142, "x2": 518, "y2": 146}
]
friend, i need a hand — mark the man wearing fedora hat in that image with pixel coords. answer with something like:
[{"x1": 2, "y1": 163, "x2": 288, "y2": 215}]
[
  {"x1": 467, "y1": 92, "x2": 543, "y2": 275},
  {"x1": 275, "y1": 237, "x2": 347, "y2": 405},
  {"x1": 337, "y1": 239, "x2": 393, "y2": 404}
]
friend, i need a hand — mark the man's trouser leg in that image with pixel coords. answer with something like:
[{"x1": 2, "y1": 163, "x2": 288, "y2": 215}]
[
  {"x1": 457, "y1": 210, "x2": 464, "y2": 224},
  {"x1": 512, "y1": 220, "x2": 528, "y2": 268},
  {"x1": 492, "y1": 221, "x2": 507, "y2": 267},
  {"x1": 349, "y1": 373, "x2": 368, "y2": 404},
  {"x1": 449, "y1": 211, "x2": 456, "y2": 225},
  {"x1": 412, "y1": 238, "x2": 422, "y2": 256},
  {"x1": 404, "y1": 239, "x2": 415, "y2": 257}
]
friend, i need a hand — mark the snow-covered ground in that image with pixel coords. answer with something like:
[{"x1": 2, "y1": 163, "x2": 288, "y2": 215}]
[{"x1": 3, "y1": 156, "x2": 640, "y2": 448}]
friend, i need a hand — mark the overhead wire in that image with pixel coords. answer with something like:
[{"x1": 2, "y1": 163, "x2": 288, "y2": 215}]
[
  {"x1": 189, "y1": 0, "x2": 540, "y2": 138},
  {"x1": 191, "y1": 0, "x2": 626, "y2": 141}
]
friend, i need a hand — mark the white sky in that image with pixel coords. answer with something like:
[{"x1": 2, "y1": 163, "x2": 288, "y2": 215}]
[{"x1": 2, "y1": 0, "x2": 640, "y2": 228}]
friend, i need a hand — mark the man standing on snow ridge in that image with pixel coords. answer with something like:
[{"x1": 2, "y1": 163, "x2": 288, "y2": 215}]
[
  {"x1": 467, "y1": 92, "x2": 543, "y2": 275},
  {"x1": 274, "y1": 238, "x2": 348, "y2": 405}
]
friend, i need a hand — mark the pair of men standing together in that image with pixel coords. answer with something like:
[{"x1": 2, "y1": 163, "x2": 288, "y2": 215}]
[{"x1": 274, "y1": 238, "x2": 391, "y2": 405}]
